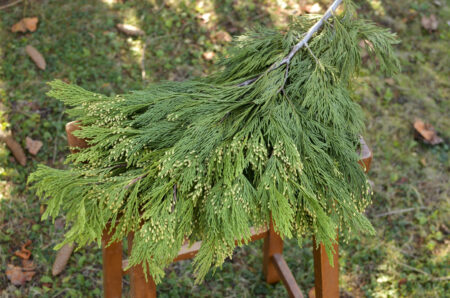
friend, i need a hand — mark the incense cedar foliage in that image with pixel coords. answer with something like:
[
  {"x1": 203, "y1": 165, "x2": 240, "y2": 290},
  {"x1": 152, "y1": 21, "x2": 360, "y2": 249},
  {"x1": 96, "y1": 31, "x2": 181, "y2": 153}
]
[{"x1": 29, "y1": 4, "x2": 399, "y2": 283}]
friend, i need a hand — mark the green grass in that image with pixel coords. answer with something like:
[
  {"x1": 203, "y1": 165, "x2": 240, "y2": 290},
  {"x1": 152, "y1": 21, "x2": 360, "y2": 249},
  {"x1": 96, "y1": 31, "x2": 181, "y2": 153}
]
[{"x1": 0, "y1": 0, "x2": 448, "y2": 297}]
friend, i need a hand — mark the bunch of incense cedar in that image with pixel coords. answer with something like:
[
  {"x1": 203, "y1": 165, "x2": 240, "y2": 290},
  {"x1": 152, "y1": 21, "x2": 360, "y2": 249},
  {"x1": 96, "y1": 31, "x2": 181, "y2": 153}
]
[{"x1": 29, "y1": 0, "x2": 399, "y2": 283}]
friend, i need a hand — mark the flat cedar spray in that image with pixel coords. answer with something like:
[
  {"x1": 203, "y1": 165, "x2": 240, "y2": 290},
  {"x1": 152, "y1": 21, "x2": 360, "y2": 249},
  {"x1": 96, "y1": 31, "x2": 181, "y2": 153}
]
[{"x1": 29, "y1": 0, "x2": 399, "y2": 283}]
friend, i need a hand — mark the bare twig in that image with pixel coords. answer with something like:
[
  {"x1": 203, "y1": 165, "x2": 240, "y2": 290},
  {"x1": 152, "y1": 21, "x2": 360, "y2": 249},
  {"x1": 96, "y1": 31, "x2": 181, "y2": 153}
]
[
  {"x1": 125, "y1": 174, "x2": 147, "y2": 189},
  {"x1": 305, "y1": 43, "x2": 320, "y2": 65},
  {"x1": 397, "y1": 260, "x2": 449, "y2": 282},
  {"x1": 52, "y1": 110, "x2": 65, "y2": 164},
  {"x1": 219, "y1": 111, "x2": 231, "y2": 123},
  {"x1": 373, "y1": 207, "x2": 428, "y2": 218},
  {"x1": 111, "y1": 163, "x2": 127, "y2": 169},
  {"x1": 280, "y1": 0, "x2": 342, "y2": 65},
  {"x1": 237, "y1": 77, "x2": 259, "y2": 87},
  {"x1": 396, "y1": 261, "x2": 431, "y2": 276},
  {"x1": 432, "y1": 276, "x2": 450, "y2": 282},
  {"x1": 0, "y1": 0, "x2": 23, "y2": 10},
  {"x1": 277, "y1": 62, "x2": 290, "y2": 93},
  {"x1": 172, "y1": 184, "x2": 177, "y2": 212},
  {"x1": 239, "y1": 0, "x2": 343, "y2": 88},
  {"x1": 141, "y1": 41, "x2": 147, "y2": 81}
]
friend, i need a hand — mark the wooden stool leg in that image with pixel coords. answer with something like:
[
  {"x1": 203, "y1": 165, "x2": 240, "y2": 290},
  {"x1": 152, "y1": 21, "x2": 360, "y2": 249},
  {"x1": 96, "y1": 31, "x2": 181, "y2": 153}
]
[
  {"x1": 102, "y1": 228, "x2": 123, "y2": 298},
  {"x1": 312, "y1": 237, "x2": 339, "y2": 298},
  {"x1": 272, "y1": 253, "x2": 304, "y2": 298},
  {"x1": 263, "y1": 220, "x2": 284, "y2": 284},
  {"x1": 127, "y1": 233, "x2": 157, "y2": 298}
]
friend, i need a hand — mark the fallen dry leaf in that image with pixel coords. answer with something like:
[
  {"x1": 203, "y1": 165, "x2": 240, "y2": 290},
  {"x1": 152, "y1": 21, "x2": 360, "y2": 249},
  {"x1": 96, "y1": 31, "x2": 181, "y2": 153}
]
[
  {"x1": 304, "y1": 3, "x2": 322, "y2": 14},
  {"x1": 414, "y1": 119, "x2": 443, "y2": 145},
  {"x1": 26, "y1": 45, "x2": 46, "y2": 70},
  {"x1": 212, "y1": 31, "x2": 232, "y2": 43},
  {"x1": 359, "y1": 39, "x2": 374, "y2": 51},
  {"x1": 0, "y1": 131, "x2": 26, "y2": 166},
  {"x1": 11, "y1": 17, "x2": 39, "y2": 33},
  {"x1": 308, "y1": 287, "x2": 316, "y2": 298},
  {"x1": 116, "y1": 23, "x2": 144, "y2": 36},
  {"x1": 439, "y1": 224, "x2": 449, "y2": 235},
  {"x1": 22, "y1": 259, "x2": 36, "y2": 271},
  {"x1": 25, "y1": 136, "x2": 43, "y2": 155},
  {"x1": 40, "y1": 204, "x2": 46, "y2": 215},
  {"x1": 421, "y1": 14, "x2": 438, "y2": 31},
  {"x1": 15, "y1": 240, "x2": 32, "y2": 260},
  {"x1": 202, "y1": 51, "x2": 215, "y2": 61},
  {"x1": 122, "y1": 259, "x2": 129, "y2": 271},
  {"x1": 54, "y1": 218, "x2": 65, "y2": 230},
  {"x1": 402, "y1": 11, "x2": 418, "y2": 24},
  {"x1": 15, "y1": 250, "x2": 31, "y2": 260},
  {"x1": 394, "y1": 177, "x2": 409, "y2": 185},
  {"x1": 199, "y1": 12, "x2": 212, "y2": 23},
  {"x1": 52, "y1": 243, "x2": 75, "y2": 276},
  {"x1": 359, "y1": 39, "x2": 375, "y2": 62},
  {"x1": 385, "y1": 78, "x2": 395, "y2": 86},
  {"x1": 420, "y1": 157, "x2": 427, "y2": 167},
  {"x1": 6, "y1": 264, "x2": 36, "y2": 286}
]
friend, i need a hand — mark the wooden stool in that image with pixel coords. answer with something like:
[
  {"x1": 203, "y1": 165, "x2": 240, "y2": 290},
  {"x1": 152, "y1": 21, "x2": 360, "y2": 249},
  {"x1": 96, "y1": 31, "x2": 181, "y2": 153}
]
[{"x1": 65, "y1": 121, "x2": 372, "y2": 298}]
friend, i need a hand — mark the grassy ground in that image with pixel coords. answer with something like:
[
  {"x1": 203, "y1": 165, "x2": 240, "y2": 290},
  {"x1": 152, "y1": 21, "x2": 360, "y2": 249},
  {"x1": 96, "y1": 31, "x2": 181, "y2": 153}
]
[{"x1": 0, "y1": 0, "x2": 448, "y2": 297}]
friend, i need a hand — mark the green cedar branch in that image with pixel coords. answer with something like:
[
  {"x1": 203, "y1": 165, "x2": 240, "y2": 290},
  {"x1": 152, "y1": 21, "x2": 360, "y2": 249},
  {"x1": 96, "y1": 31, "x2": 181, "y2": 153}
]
[
  {"x1": 29, "y1": 2, "x2": 401, "y2": 283},
  {"x1": 239, "y1": 0, "x2": 343, "y2": 87}
]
